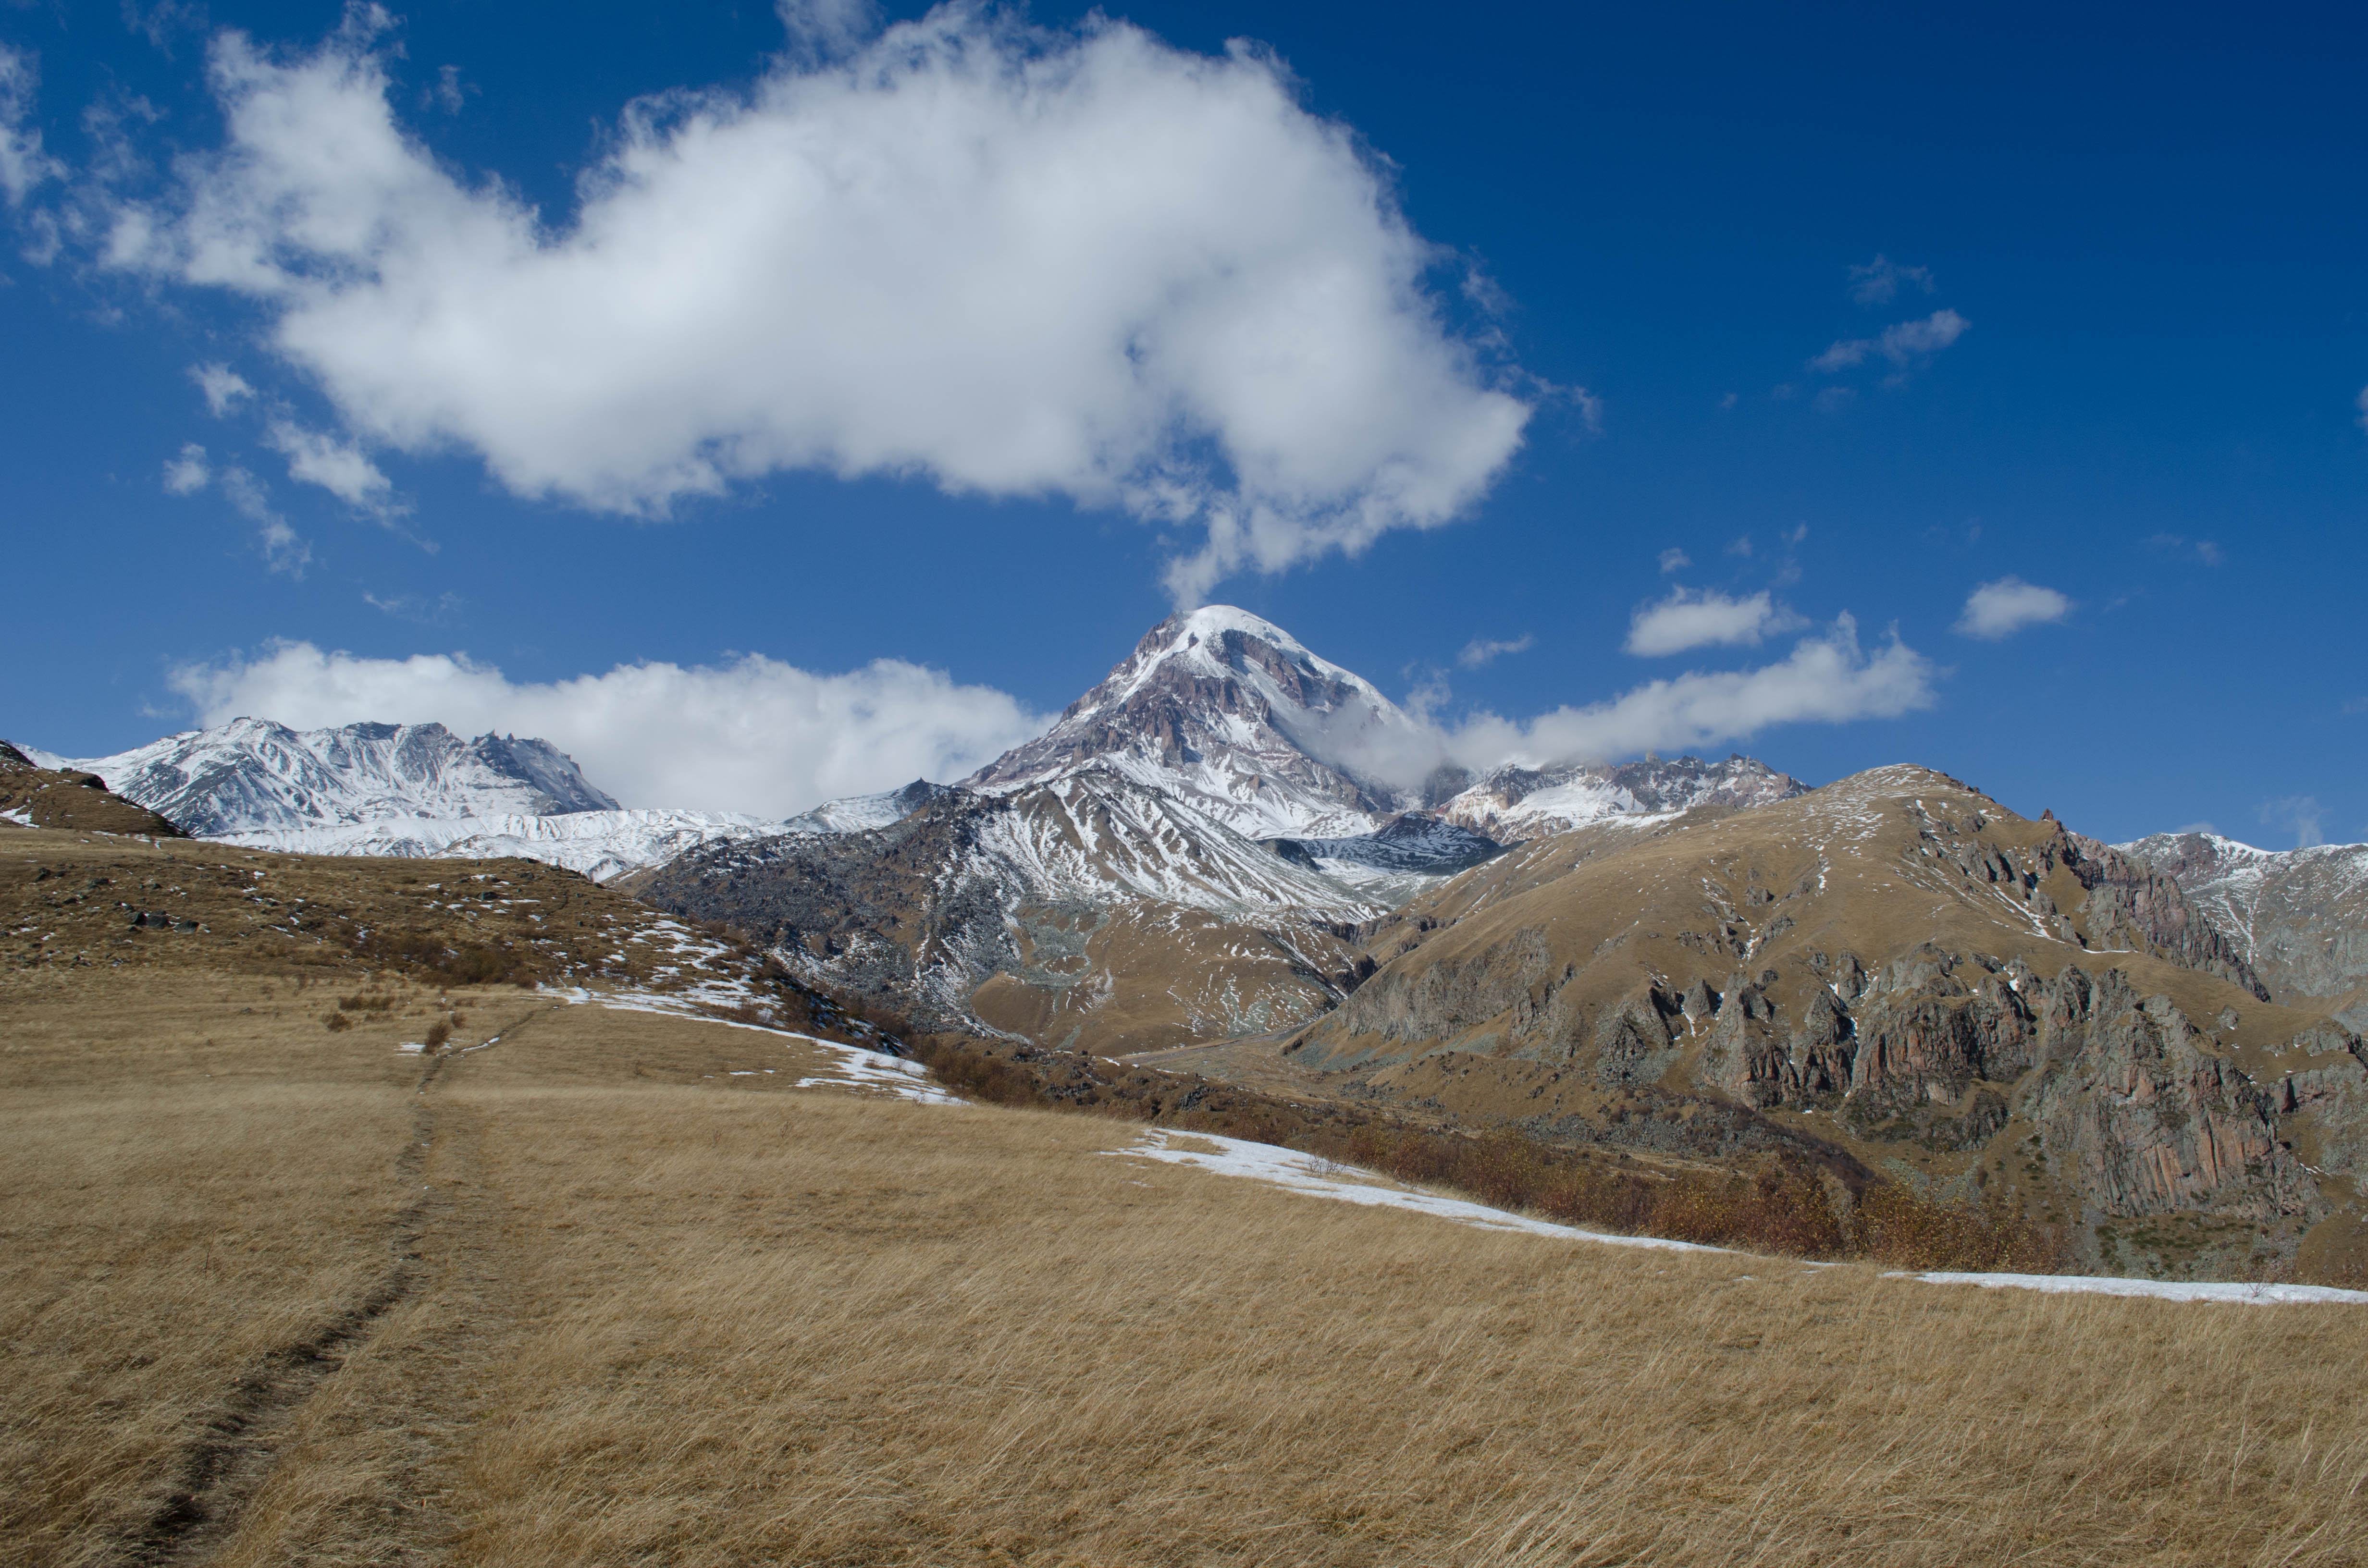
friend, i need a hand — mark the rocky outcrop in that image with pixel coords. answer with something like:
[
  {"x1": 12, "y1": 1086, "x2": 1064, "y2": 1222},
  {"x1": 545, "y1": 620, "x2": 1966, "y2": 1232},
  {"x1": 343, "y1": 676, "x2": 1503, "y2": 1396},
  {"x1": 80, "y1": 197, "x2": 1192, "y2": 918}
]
[{"x1": 2062, "y1": 831, "x2": 2269, "y2": 999}]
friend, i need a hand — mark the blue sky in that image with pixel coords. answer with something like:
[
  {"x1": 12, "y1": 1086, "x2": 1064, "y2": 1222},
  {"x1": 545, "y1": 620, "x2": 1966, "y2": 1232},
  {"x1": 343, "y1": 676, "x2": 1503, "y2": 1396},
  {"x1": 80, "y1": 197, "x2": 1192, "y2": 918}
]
[{"x1": 4, "y1": 0, "x2": 2364, "y2": 844}]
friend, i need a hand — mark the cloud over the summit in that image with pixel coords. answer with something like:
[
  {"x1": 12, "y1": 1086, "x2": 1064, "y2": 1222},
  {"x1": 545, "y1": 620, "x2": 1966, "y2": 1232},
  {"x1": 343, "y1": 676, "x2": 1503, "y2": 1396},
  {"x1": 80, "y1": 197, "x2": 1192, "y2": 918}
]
[
  {"x1": 168, "y1": 640, "x2": 1048, "y2": 817},
  {"x1": 103, "y1": 6, "x2": 1532, "y2": 603}
]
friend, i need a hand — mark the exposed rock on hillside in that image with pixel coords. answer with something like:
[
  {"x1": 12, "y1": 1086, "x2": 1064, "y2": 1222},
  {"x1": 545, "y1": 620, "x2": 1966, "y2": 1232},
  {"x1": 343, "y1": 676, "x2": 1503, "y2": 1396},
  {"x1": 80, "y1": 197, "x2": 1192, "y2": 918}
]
[
  {"x1": 1283, "y1": 765, "x2": 2364, "y2": 1276},
  {"x1": 639, "y1": 768, "x2": 1379, "y2": 1054}
]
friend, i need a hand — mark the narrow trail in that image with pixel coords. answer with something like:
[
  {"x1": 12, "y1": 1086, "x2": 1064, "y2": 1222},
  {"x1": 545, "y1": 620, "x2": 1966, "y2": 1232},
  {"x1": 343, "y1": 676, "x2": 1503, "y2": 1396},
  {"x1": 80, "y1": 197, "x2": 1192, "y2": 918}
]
[
  {"x1": 124, "y1": 1105, "x2": 434, "y2": 1568},
  {"x1": 118, "y1": 1004, "x2": 558, "y2": 1566}
]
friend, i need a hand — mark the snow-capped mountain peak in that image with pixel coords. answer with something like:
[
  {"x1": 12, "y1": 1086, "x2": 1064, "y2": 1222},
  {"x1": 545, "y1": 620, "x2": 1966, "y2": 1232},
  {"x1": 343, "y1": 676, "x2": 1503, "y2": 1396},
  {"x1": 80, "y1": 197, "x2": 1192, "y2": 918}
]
[{"x1": 964, "y1": 606, "x2": 1446, "y2": 839}]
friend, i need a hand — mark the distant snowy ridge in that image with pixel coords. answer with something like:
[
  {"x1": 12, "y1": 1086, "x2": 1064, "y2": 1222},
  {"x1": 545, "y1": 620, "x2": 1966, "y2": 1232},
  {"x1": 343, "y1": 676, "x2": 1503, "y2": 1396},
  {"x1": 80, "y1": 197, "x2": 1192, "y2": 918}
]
[
  {"x1": 216, "y1": 808, "x2": 782, "y2": 883},
  {"x1": 45, "y1": 717, "x2": 618, "y2": 834},
  {"x1": 1435, "y1": 753, "x2": 1810, "y2": 843},
  {"x1": 2117, "y1": 830, "x2": 2368, "y2": 1007}
]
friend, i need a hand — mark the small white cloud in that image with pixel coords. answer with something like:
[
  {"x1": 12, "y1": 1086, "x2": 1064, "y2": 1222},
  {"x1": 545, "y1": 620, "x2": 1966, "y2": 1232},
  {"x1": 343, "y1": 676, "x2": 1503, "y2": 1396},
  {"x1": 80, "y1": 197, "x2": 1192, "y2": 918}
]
[
  {"x1": 1726, "y1": 535, "x2": 1752, "y2": 558},
  {"x1": 264, "y1": 418, "x2": 400, "y2": 513},
  {"x1": 1955, "y1": 576, "x2": 2072, "y2": 640},
  {"x1": 1717, "y1": 392, "x2": 1738, "y2": 410},
  {"x1": 1625, "y1": 588, "x2": 1806, "y2": 657},
  {"x1": 167, "y1": 639, "x2": 1048, "y2": 817},
  {"x1": 1847, "y1": 254, "x2": 1935, "y2": 306},
  {"x1": 2259, "y1": 795, "x2": 2326, "y2": 850},
  {"x1": 2357, "y1": 385, "x2": 2368, "y2": 433},
  {"x1": 1812, "y1": 386, "x2": 1856, "y2": 414},
  {"x1": 428, "y1": 65, "x2": 466, "y2": 114},
  {"x1": 0, "y1": 46, "x2": 65, "y2": 206},
  {"x1": 1812, "y1": 308, "x2": 1970, "y2": 373},
  {"x1": 2342, "y1": 696, "x2": 2368, "y2": 717},
  {"x1": 162, "y1": 442, "x2": 210, "y2": 495},
  {"x1": 192, "y1": 363, "x2": 255, "y2": 416},
  {"x1": 1657, "y1": 547, "x2": 1691, "y2": 574},
  {"x1": 364, "y1": 590, "x2": 465, "y2": 625},
  {"x1": 1457, "y1": 634, "x2": 1533, "y2": 670}
]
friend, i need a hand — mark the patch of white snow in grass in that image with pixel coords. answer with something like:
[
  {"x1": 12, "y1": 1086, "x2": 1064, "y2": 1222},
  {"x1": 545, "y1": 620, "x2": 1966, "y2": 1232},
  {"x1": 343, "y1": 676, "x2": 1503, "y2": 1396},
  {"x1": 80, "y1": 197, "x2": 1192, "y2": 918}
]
[
  {"x1": 1896, "y1": 1272, "x2": 2368, "y2": 1306},
  {"x1": 1116, "y1": 1129, "x2": 1725, "y2": 1251},
  {"x1": 543, "y1": 984, "x2": 956, "y2": 1104}
]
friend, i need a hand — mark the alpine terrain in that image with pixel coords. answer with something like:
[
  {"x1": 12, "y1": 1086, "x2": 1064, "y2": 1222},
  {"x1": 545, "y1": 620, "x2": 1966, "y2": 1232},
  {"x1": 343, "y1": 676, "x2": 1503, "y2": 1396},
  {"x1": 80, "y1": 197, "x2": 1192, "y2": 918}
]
[{"x1": 639, "y1": 607, "x2": 1798, "y2": 1052}]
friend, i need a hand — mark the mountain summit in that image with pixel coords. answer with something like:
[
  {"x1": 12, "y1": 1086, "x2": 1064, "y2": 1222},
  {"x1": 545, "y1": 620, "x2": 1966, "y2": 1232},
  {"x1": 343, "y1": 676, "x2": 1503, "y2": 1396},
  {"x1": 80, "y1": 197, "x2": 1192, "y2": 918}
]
[
  {"x1": 964, "y1": 606, "x2": 1445, "y2": 839},
  {"x1": 964, "y1": 605, "x2": 1809, "y2": 843}
]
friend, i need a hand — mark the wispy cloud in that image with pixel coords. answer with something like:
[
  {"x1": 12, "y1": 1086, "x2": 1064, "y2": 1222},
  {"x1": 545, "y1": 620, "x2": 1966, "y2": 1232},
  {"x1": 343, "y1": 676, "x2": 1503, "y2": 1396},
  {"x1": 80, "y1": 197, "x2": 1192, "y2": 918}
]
[
  {"x1": 162, "y1": 441, "x2": 210, "y2": 495},
  {"x1": 0, "y1": 46, "x2": 64, "y2": 206},
  {"x1": 364, "y1": 590, "x2": 466, "y2": 626},
  {"x1": 2146, "y1": 533, "x2": 2223, "y2": 567},
  {"x1": 216, "y1": 466, "x2": 311, "y2": 578},
  {"x1": 2357, "y1": 385, "x2": 2368, "y2": 434},
  {"x1": 1848, "y1": 254, "x2": 1935, "y2": 306},
  {"x1": 191, "y1": 362, "x2": 255, "y2": 416},
  {"x1": 1955, "y1": 576, "x2": 2072, "y2": 640},
  {"x1": 1657, "y1": 547, "x2": 1691, "y2": 574},
  {"x1": 1812, "y1": 309, "x2": 1971, "y2": 373},
  {"x1": 2259, "y1": 795, "x2": 2326, "y2": 849},
  {"x1": 1626, "y1": 587, "x2": 1806, "y2": 657},
  {"x1": 263, "y1": 418, "x2": 402, "y2": 515},
  {"x1": 1457, "y1": 634, "x2": 1533, "y2": 670}
]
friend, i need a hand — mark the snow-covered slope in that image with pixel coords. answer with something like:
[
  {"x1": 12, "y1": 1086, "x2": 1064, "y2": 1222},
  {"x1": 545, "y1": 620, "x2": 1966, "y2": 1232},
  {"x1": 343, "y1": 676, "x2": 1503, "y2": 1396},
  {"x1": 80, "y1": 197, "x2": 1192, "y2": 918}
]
[
  {"x1": 640, "y1": 767, "x2": 1383, "y2": 1052},
  {"x1": 1265, "y1": 813, "x2": 1506, "y2": 903},
  {"x1": 780, "y1": 779, "x2": 960, "y2": 835},
  {"x1": 47, "y1": 718, "x2": 618, "y2": 835},
  {"x1": 965, "y1": 605, "x2": 1447, "y2": 839},
  {"x1": 1436, "y1": 754, "x2": 1809, "y2": 844},
  {"x1": 214, "y1": 809, "x2": 781, "y2": 884},
  {"x1": 2117, "y1": 831, "x2": 2368, "y2": 1007}
]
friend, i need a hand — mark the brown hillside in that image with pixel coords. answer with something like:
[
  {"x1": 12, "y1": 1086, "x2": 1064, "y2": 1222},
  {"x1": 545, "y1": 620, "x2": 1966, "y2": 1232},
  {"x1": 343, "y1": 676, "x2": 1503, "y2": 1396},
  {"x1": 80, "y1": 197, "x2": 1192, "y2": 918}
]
[
  {"x1": 1258, "y1": 765, "x2": 2368, "y2": 1282},
  {"x1": 5, "y1": 827, "x2": 2367, "y2": 1566},
  {"x1": 0, "y1": 742, "x2": 187, "y2": 837}
]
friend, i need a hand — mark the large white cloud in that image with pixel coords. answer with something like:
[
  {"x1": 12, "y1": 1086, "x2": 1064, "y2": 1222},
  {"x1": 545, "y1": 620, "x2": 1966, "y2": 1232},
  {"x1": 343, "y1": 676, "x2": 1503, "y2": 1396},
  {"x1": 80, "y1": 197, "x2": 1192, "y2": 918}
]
[
  {"x1": 104, "y1": 5, "x2": 1531, "y2": 603},
  {"x1": 167, "y1": 641, "x2": 1048, "y2": 816}
]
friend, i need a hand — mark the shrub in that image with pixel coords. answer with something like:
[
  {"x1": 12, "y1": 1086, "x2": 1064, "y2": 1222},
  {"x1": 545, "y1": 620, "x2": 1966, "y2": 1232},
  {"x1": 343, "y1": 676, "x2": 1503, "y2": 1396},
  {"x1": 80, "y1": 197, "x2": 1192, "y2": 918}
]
[
  {"x1": 424, "y1": 1019, "x2": 452, "y2": 1052},
  {"x1": 322, "y1": 1012, "x2": 351, "y2": 1032}
]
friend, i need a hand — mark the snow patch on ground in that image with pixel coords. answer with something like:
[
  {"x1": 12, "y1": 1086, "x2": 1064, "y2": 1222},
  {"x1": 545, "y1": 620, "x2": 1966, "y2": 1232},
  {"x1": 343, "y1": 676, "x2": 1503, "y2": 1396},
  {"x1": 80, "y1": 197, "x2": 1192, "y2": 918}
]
[
  {"x1": 1899, "y1": 1271, "x2": 2368, "y2": 1306},
  {"x1": 1114, "y1": 1129, "x2": 1726, "y2": 1251},
  {"x1": 1119, "y1": 1129, "x2": 2368, "y2": 1303},
  {"x1": 543, "y1": 984, "x2": 956, "y2": 1104}
]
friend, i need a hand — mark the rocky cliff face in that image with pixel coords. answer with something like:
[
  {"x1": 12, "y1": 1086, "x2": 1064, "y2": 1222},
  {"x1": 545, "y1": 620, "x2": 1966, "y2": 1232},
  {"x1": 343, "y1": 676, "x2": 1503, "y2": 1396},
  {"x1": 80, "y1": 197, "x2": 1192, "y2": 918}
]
[{"x1": 1288, "y1": 765, "x2": 2366, "y2": 1277}]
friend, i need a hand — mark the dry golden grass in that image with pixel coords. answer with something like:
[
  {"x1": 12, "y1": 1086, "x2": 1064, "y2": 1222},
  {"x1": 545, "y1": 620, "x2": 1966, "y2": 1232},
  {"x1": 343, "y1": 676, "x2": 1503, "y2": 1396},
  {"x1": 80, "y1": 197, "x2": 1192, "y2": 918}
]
[{"x1": 7, "y1": 826, "x2": 2368, "y2": 1565}]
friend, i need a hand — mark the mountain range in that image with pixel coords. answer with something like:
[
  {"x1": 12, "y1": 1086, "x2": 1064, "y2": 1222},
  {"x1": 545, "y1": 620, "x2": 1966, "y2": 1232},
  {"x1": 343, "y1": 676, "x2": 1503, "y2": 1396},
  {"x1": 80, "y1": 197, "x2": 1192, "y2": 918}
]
[{"x1": 14, "y1": 605, "x2": 2366, "y2": 1279}]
